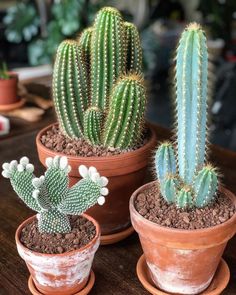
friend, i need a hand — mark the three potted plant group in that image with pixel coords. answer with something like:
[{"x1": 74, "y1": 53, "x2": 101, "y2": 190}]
[
  {"x1": 2, "y1": 155, "x2": 108, "y2": 294},
  {"x1": 2, "y1": 4, "x2": 236, "y2": 294},
  {"x1": 130, "y1": 23, "x2": 236, "y2": 294},
  {"x1": 36, "y1": 6, "x2": 156, "y2": 244}
]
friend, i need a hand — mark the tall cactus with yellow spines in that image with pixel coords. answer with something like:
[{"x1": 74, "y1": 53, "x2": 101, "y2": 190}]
[
  {"x1": 53, "y1": 40, "x2": 89, "y2": 138},
  {"x1": 154, "y1": 23, "x2": 218, "y2": 209},
  {"x1": 52, "y1": 6, "x2": 146, "y2": 149}
]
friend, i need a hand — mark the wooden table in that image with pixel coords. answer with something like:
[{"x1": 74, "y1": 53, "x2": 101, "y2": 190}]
[{"x1": 0, "y1": 122, "x2": 236, "y2": 294}]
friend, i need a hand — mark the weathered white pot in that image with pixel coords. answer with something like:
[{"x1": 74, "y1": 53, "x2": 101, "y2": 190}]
[{"x1": 15, "y1": 214, "x2": 100, "y2": 295}]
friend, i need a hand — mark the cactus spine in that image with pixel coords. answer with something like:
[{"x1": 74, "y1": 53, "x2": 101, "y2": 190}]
[
  {"x1": 154, "y1": 23, "x2": 218, "y2": 209},
  {"x1": 2, "y1": 156, "x2": 108, "y2": 233},
  {"x1": 52, "y1": 7, "x2": 146, "y2": 149}
]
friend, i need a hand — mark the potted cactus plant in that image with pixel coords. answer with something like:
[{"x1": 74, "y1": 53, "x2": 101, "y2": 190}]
[
  {"x1": 130, "y1": 23, "x2": 236, "y2": 294},
  {"x1": 36, "y1": 7, "x2": 156, "y2": 244},
  {"x1": 0, "y1": 62, "x2": 23, "y2": 111},
  {"x1": 2, "y1": 155, "x2": 108, "y2": 295}
]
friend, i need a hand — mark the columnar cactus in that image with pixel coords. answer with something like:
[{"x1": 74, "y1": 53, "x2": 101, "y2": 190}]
[
  {"x1": 52, "y1": 6, "x2": 146, "y2": 149},
  {"x1": 2, "y1": 156, "x2": 108, "y2": 233},
  {"x1": 154, "y1": 23, "x2": 218, "y2": 209},
  {"x1": 53, "y1": 40, "x2": 89, "y2": 139}
]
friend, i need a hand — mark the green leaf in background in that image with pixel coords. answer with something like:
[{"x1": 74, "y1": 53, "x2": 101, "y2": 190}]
[
  {"x1": 52, "y1": 0, "x2": 86, "y2": 36},
  {"x1": 4, "y1": 3, "x2": 39, "y2": 43},
  {"x1": 28, "y1": 21, "x2": 64, "y2": 66}
]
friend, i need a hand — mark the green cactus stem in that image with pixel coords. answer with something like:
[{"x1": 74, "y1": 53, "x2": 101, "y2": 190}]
[
  {"x1": 155, "y1": 142, "x2": 176, "y2": 182},
  {"x1": 176, "y1": 23, "x2": 208, "y2": 184},
  {"x1": 53, "y1": 40, "x2": 89, "y2": 139},
  {"x1": 160, "y1": 175, "x2": 178, "y2": 204},
  {"x1": 79, "y1": 27, "x2": 93, "y2": 66},
  {"x1": 194, "y1": 165, "x2": 218, "y2": 207},
  {"x1": 124, "y1": 22, "x2": 143, "y2": 75},
  {"x1": 103, "y1": 75, "x2": 146, "y2": 149},
  {"x1": 91, "y1": 7, "x2": 125, "y2": 110},
  {"x1": 177, "y1": 187, "x2": 193, "y2": 208},
  {"x1": 84, "y1": 107, "x2": 103, "y2": 145},
  {"x1": 2, "y1": 156, "x2": 109, "y2": 234},
  {"x1": 52, "y1": 7, "x2": 146, "y2": 149}
]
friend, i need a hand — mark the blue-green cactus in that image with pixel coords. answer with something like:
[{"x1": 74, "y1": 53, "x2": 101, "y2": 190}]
[
  {"x1": 154, "y1": 23, "x2": 218, "y2": 209},
  {"x1": 2, "y1": 156, "x2": 108, "y2": 233}
]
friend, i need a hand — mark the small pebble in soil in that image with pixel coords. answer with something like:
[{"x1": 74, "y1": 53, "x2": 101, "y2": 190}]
[
  {"x1": 134, "y1": 183, "x2": 235, "y2": 230},
  {"x1": 40, "y1": 125, "x2": 149, "y2": 157},
  {"x1": 20, "y1": 216, "x2": 96, "y2": 254}
]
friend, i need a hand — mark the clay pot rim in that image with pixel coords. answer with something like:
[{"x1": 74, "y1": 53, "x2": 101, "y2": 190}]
[
  {"x1": 130, "y1": 180, "x2": 236, "y2": 234},
  {"x1": 15, "y1": 213, "x2": 100, "y2": 257},
  {"x1": 36, "y1": 122, "x2": 156, "y2": 162},
  {"x1": 0, "y1": 72, "x2": 18, "y2": 81}
]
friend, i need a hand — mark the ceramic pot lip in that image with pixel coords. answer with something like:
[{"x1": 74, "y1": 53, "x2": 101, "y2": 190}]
[
  {"x1": 0, "y1": 72, "x2": 18, "y2": 81},
  {"x1": 15, "y1": 213, "x2": 100, "y2": 258},
  {"x1": 36, "y1": 122, "x2": 157, "y2": 163},
  {"x1": 130, "y1": 180, "x2": 236, "y2": 235}
]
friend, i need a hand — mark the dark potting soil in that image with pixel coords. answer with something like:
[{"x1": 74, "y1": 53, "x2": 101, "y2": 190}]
[
  {"x1": 135, "y1": 183, "x2": 236, "y2": 230},
  {"x1": 20, "y1": 216, "x2": 96, "y2": 254},
  {"x1": 40, "y1": 125, "x2": 148, "y2": 157}
]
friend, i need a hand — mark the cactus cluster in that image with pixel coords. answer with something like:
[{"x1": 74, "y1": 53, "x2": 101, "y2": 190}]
[
  {"x1": 2, "y1": 156, "x2": 108, "y2": 233},
  {"x1": 53, "y1": 6, "x2": 146, "y2": 149},
  {"x1": 155, "y1": 23, "x2": 218, "y2": 209}
]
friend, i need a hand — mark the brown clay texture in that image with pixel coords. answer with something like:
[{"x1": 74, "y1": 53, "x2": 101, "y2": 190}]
[
  {"x1": 0, "y1": 73, "x2": 19, "y2": 105},
  {"x1": 130, "y1": 182, "x2": 236, "y2": 295},
  {"x1": 36, "y1": 123, "x2": 157, "y2": 235}
]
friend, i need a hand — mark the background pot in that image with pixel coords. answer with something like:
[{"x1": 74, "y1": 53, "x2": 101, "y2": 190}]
[
  {"x1": 15, "y1": 214, "x2": 100, "y2": 295},
  {"x1": 36, "y1": 123, "x2": 156, "y2": 236},
  {"x1": 0, "y1": 73, "x2": 19, "y2": 105},
  {"x1": 130, "y1": 181, "x2": 236, "y2": 295}
]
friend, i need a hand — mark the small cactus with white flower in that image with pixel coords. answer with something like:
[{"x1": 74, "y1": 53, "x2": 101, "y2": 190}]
[
  {"x1": 154, "y1": 23, "x2": 218, "y2": 209},
  {"x1": 2, "y1": 156, "x2": 108, "y2": 233}
]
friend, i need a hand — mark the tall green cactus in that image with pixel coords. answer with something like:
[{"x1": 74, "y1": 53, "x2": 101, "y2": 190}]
[
  {"x1": 53, "y1": 40, "x2": 89, "y2": 138},
  {"x1": 52, "y1": 6, "x2": 146, "y2": 149},
  {"x1": 2, "y1": 156, "x2": 108, "y2": 233},
  {"x1": 154, "y1": 23, "x2": 218, "y2": 209}
]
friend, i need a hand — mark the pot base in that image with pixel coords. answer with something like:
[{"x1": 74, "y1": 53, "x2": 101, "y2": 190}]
[
  {"x1": 0, "y1": 98, "x2": 25, "y2": 111},
  {"x1": 101, "y1": 225, "x2": 134, "y2": 245},
  {"x1": 136, "y1": 254, "x2": 230, "y2": 295},
  {"x1": 28, "y1": 270, "x2": 95, "y2": 295}
]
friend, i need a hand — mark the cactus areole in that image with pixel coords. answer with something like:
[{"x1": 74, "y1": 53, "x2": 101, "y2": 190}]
[{"x1": 53, "y1": 6, "x2": 146, "y2": 150}]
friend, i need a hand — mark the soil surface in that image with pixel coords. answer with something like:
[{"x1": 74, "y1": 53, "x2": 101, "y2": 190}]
[
  {"x1": 135, "y1": 183, "x2": 236, "y2": 230},
  {"x1": 40, "y1": 125, "x2": 148, "y2": 157},
  {"x1": 20, "y1": 216, "x2": 96, "y2": 254}
]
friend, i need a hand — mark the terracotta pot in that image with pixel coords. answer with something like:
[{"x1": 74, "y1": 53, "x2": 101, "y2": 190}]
[
  {"x1": 36, "y1": 123, "x2": 156, "y2": 235},
  {"x1": 15, "y1": 214, "x2": 100, "y2": 295},
  {"x1": 0, "y1": 73, "x2": 19, "y2": 105},
  {"x1": 130, "y1": 181, "x2": 236, "y2": 295}
]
